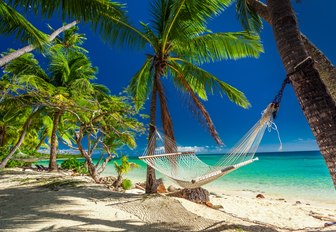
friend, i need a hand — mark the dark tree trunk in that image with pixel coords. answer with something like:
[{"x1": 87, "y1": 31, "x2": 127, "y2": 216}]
[
  {"x1": 0, "y1": 110, "x2": 37, "y2": 168},
  {"x1": 247, "y1": 0, "x2": 336, "y2": 103},
  {"x1": 156, "y1": 78, "x2": 177, "y2": 153},
  {"x1": 0, "y1": 126, "x2": 6, "y2": 147},
  {"x1": 35, "y1": 132, "x2": 47, "y2": 151},
  {"x1": 113, "y1": 174, "x2": 123, "y2": 188},
  {"x1": 156, "y1": 78, "x2": 179, "y2": 176},
  {"x1": 146, "y1": 75, "x2": 158, "y2": 193},
  {"x1": 49, "y1": 110, "x2": 62, "y2": 172},
  {"x1": 267, "y1": 0, "x2": 336, "y2": 187},
  {"x1": 75, "y1": 131, "x2": 100, "y2": 183},
  {"x1": 86, "y1": 157, "x2": 100, "y2": 183},
  {"x1": 168, "y1": 187, "x2": 210, "y2": 204}
]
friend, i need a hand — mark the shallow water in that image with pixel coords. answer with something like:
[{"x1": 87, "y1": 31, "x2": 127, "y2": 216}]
[{"x1": 39, "y1": 150, "x2": 336, "y2": 203}]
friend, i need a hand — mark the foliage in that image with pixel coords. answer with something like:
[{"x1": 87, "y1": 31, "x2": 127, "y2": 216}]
[
  {"x1": 114, "y1": 155, "x2": 139, "y2": 180},
  {"x1": 5, "y1": 159, "x2": 31, "y2": 168},
  {"x1": 60, "y1": 158, "x2": 87, "y2": 174},
  {"x1": 236, "y1": 0, "x2": 262, "y2": 33},
  {"x1": 127, "y1": 0, "x2": 263, "y2": 144},
  {"x1": 121, "y1": 178, "x2": 133, "y2": 190},
  {"x1": 0, "y1": 0, "x2": 146, "y2": 49}
]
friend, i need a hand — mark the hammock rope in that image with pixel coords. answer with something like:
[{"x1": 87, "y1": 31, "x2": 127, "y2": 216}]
[
  {"x1": 140, "y1": 103, "x2": 278, "y2": 188},
  {"x1": 138, "y1": 57, "x2": 313, "y2": 189}
]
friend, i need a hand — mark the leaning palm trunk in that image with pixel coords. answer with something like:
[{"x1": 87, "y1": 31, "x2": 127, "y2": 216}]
[
  {"x1": 0, "y1": 109, "x2": 38, "y2": 168},
  {"x1": 35, "y1": 133, "x2": 47, "y2": 151},
  {"x1": 145, "y1": 75, "x2": 159, "y2": 193},
  {"x1": 0, "y1": 21, "x2": 78, "y2": 68},
  {"x1": 156, "y1": 77, "x2": 178, "y2": 175},
  {"x1": 0, "y1": 126, "x2": 5, "y2": 147},
  {"x1": 246, "y1": 0, "x2": 336, "y2": 102},
  {"x1": 49, "y1": 110, "x2": 62, "y2": 171},
  {"x1": 156, "y1": 78, "x2": 177, "y2": 153},
  {"x1": 267, "y1": 0, "x2": 336, "y2": 187}
]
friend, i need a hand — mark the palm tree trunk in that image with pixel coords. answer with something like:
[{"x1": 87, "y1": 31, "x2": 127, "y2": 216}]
[
  {"x1": 0, "y1": 21, "x2": 78, "y2": 67},
  {"x1": 247, "y1": 0, "x2": 336, "y2": 103},
  {"x1": 145, "y1": 75, "x2": 158, "y2": 193},
  {"x1": 0, "y1": 109, "x2": 38, "y2": 168},
  {"x1": 156, "y1": 78, "x2": 177, "y2": 153},
  {"x1": 156, "y1": 71, "x2": 178, "y2": 176},
  {"x1": 0, "y1": 126, "x2": 5, "y2": 147},
  {"x1": 35, "y1": 131, "x2": 47, "y2": 151},
  {"x1": 267, "y1": 0, "x2": 336, "y2": 187},
  {"x1": 49, "y1": 110, "x2": 62, "y2": 171}
]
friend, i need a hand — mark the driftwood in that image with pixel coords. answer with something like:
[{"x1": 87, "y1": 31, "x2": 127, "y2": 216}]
[{"x1": 309, "y1": 212, "x2": 336, "y2": 222}]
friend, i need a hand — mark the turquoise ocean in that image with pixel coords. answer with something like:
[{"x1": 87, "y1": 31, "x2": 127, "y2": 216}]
[{"x1": 40, "y1": 150, "x2": 336, "y2": 203}]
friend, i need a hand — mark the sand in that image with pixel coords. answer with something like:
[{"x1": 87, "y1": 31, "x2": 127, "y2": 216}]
[{"x1": 0, "y1": 169, "x2": 335, "y2": 232}]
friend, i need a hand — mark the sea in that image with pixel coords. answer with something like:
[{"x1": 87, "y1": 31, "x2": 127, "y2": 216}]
[{"x1": 39, "y1": 150, "x2": 336, "y2": 203}]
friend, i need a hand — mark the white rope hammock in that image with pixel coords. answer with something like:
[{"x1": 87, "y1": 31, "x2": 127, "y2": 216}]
[{"x1": 139, "y1": 104, "x2": 278, "y2": 188}]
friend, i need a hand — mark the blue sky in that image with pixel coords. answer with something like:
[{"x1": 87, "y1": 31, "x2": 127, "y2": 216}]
[{"x1": 1, "y1": 1, "x2": 335, "y2": 153}]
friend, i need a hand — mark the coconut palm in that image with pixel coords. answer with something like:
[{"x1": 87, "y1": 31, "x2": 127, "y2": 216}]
[
  {"x1": 126, "y1": 0, "x2": 263, "y2": 193},
  {"x1": 235, "y1": 0, "x2": 336, "y2": 187},
  {"x1": 0, "y1": 27, "x2": 101, "y2": 171}
]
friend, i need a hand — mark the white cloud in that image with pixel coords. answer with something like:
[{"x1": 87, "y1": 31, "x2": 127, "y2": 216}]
[{"x1": 152, "y1": 145, "x2": 228, "y2": 154}]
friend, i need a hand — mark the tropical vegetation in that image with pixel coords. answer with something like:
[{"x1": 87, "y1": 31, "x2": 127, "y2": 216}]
[
  {"x1": 0, "y1": 0, "x2": 335, "y2": 192},
  {"x1": 0, "y1": 26, "x2": 144, "y2": 183},
  {"x1": 113, "y1": 155, "x2": 139, "y2": 188},
  {"x1": 125, "y1": 0, "x2": 263, "y2": 193}
]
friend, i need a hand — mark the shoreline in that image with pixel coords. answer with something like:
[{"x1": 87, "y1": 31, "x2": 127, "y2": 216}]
[
  {"x1": 1, "y1": 168, "x2": 335, "y2": 232},
  {"x1": 113, "y1": 172, "x2": 336, "y2": 207}
]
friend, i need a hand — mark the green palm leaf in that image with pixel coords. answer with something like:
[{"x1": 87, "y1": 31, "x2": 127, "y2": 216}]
[
  {"x1": 0, "y1": 2, "x2": 48, "y2": 47},
  {"x1": 169, "y1": 59, "x2": 250, "y2": 108},
  {"x1": 127, "y1": 57, "x2": 154, "y2": 111},
  {"x1": 8, "y1": 0, "x2": 148, "y2": 48},
  {"x1": 175, "y1": 32, "x2": 263, "y2": 64},
  {"x1": 236, "y1": 0, "x2": 262, "y2": 32}
]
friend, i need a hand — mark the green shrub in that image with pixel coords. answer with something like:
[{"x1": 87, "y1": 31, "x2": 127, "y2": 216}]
[
  {"x1": 121, "y1": 179, "x2": 133, "y2": 190},
  {"x1": 6, "y1": 159, "x2": 31, "y2": 168},
  {"x1": 61, "y1": 158, "x2": 87, "y2": 174}
]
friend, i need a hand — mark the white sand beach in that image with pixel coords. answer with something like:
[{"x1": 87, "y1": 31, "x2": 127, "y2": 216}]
[{"x1": 0, "y1": 169, "x2": 335, "y2": 232}]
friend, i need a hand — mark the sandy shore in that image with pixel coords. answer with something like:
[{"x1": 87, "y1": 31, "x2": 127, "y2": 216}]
[{"x1": 0, "y1": 169, "x2": 335, "y2": 232}]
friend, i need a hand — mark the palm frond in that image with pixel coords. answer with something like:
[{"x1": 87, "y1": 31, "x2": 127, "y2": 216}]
[
  {"x1": 0, "y1": 2, "x2": 48, "y2": 47},
  {"x1": 9, "y1": 0, "x2": 148, "y2": 48},
  {"x1": 169, "y1": 59, "x2": 251, "y2": 108},
  {"x1": 236, "y1": 0, "x2": 262, "y2": 33},
  {"x1": 174, "y1": 31, "x2": 263, "y2": 64},
  {"x1": 168, "y1": 61, "x2": 223, "y2": 145},
  {"x1": 161, "y1": 0, "x2": 235, "y2": 50},
  {"x1": 3, "y1": 51, "x2": 48, "y2": 80},
  {"x1": 127, "y1": 57, "x2": 154, "y2": 111}
]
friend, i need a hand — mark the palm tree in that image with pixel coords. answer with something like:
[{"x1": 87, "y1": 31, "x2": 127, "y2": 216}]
[
  {"x1": 235, "y1": 0, "x2": 336, "y2": 103},
  {"x1": 0, "y1": 107, "x2": 40, "y2": 168},
  {"x1": 127, "y1": 0, "x2": 263, "y2": 193},
  {"x1": 236, "y1": 0, "x2": 336, "y2": 187},
  {"x1": 0, "y1": 0, "x2": 147, "y2": 67},
  {"x1": 0, "y1": 27, "x2": 101, "y2": 171}
]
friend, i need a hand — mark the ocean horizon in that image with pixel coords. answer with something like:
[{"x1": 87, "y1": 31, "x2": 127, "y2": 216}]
[{"x1": 39, "y1": 150, "x2": 336, "y2": 203}]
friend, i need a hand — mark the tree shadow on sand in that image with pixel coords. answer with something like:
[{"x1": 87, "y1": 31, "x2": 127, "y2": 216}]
[{"x1": 0, "y1": 171, "x2": 283, "y2": 232}]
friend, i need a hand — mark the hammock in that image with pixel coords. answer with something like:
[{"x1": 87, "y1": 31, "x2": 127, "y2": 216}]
[{"x1": 139, "y1": 104, "x2": 278, "y2": 188}]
